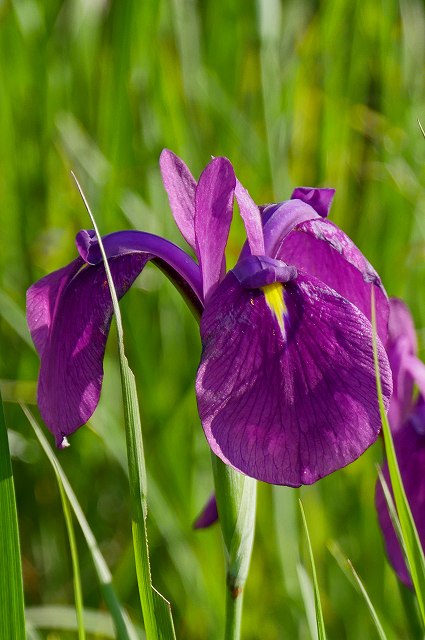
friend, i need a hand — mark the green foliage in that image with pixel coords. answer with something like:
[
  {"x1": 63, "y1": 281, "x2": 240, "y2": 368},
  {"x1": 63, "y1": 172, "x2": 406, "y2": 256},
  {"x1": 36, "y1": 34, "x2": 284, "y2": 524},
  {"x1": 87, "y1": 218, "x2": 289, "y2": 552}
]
[
  {"x1": 300, "y1": 500, "x2": 327, "y2": 640},
  {"x1": 0, "y1": 391, "x2": 26, "y2": 640},
  {"x1": 372, "y1": 290, "x2": 425, "y2": 627},
  {"x1": 1, "y1": 0, "x2": 425, "y2": 637}
]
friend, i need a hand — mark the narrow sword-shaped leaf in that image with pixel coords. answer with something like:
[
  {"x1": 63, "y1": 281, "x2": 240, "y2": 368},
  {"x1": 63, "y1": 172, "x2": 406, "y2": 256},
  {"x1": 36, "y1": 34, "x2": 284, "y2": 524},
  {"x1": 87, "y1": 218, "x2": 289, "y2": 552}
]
[
  {"x1": 377, "y1": 466, "x2": 407, "y2": 565},
  {"x1": 299, "y1": 500, "x2": 327, "y2": 640},
  {"x1": 371, "y1": 288, "x2": 425, "y2": 627},
  {"x1": 72, "y1": 173, "x2": 175, "y2": 639},
  {"x1": 57, "y1": 480, "x2": 85, "y2": 640},
  {"x1": 328, "y1": 541, "x2": 388, "y2": 640},
  {"x1": 21, "y1": 406, "x2": 138, "y2": 640},
  {"x1": 346, "y1": 560, "x2": 388, "y2": 640},
  {"x1": 297, "y1": 564, "x2": 319, "y2": 640},
  {"x1": 0, "y1": 390, "x2": 26, "y2": 640}
]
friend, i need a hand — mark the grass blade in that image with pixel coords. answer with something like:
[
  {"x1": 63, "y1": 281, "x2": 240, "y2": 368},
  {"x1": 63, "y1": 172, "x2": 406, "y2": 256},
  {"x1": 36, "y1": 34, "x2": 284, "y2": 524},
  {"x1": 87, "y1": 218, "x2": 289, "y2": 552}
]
[
  {"x1": 25, "y1": 605, "x2": 138, "y2": 638},
  {"x1": 49, "y1": 446, "x2": 86, "y2": 639},
  {"x1": 21, "y1": 405, "x2": 138, "y2": 640},
  {"x1": 0, "y1": 390, "x2": 26, "y2": 640},
  {"x1": 347, "y1": 560, "x2": 387, "y2": 640},
  {"x1": 371, "y1": 288, "x2": 425, "y2": 626},
  {"x1": 299, "y1": 500, "x2": 327, "y2": 640},
  {"x1": 72, "y1": 173, "x2": 176, "y2": 639},
  {"x1": 377, "y1": 467, "x2": 407, "y2": 564}
]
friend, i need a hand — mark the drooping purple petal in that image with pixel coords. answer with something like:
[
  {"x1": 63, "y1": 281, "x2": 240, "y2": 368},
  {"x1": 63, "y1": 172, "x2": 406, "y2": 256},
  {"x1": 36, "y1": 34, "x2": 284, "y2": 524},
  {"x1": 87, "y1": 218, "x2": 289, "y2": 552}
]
[
  {"x1": 27, "y1": 257, "x2": 84, "y2": 357},
  {"x1": 194, "y1": 157, "x2": 236, "y2": 302},
  {"x1": 193, "y1": 494, "x2": 218, "y2": 529},
  {"x1": 375, "y1": 405, "x2": 425, "y2": 588},
  {"x1": 35, "y1": 253, "x2": 148, "y2": 446},
  {"x1": 27, "y1": 231, "x2": 202, "y2": 445},
  {"x1": 290, "y1": 187, "x2": 335, "y2": 218},
  {"x1": 234, "y1": 179, "x2": 265, "y2": 256},
  {"x1": 159, "y1": 149, "x2": 197, "y2": 253},
  {"x1": 196, "y1": 261, "x2": 392, "y2": 486},
  {"x1": 276, "y1": 218, "x2": 389, "y2": 344}
]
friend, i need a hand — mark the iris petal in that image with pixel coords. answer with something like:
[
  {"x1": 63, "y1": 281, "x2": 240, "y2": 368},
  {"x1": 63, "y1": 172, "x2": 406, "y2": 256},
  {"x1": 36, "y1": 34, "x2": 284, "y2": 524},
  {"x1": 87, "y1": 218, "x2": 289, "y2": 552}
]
[
  {"x1": 277, "y1": 218, "x2": 389, "y2": 344},
  {"x1": 159, "y1": 149, "x2": 197, "y2": 253},
  {"x1": 76, "y1": 229, "x2": 203, "y2": 313},
  {"x1": 27, "y1": 257, "x2": 84, "y2": 357},
  {"x1": 193, "y1": 494, "x2": 218, "y2": 529},
  {"x1": 196, "y1": 267, "x2": 392, "y2": 486},
  {"x1": 194, "y1": 157, "x2": 236, "y2": 302},
  {"x1": 34, "y1": 253, "x2": 148, "y2": 445},
  {"x1": 290, "y1": 187, "x2": 335, "y2": 218},
  {"x1": 27, "y1": 231, "x2": 202, "y2": 445},
  {"x1": 234, "y1": 179, "x2": 265, "y2": 255}
]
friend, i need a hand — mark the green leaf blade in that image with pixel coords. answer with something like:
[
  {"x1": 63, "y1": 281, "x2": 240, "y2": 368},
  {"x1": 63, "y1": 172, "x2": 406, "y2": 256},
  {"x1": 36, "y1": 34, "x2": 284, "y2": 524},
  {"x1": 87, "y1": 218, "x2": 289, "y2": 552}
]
[
  {"x1": 0, "y1": 391, "x2": 26, "y2": 640},
  {"x1": 371, "y1": 289, "x2": 425, "y2": 627},
  {"x1": 299, "y1": 500, "x2": 327, "y2": 640}
]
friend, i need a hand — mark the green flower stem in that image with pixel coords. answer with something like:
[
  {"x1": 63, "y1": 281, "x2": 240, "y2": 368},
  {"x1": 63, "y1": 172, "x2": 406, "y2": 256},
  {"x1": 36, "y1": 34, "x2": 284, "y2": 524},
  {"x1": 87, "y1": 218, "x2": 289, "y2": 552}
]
[
  {"x1": 224, "y1": 585, "x2": 244, "y2": 640},
  {"x1": 212, "y1": 455, "x2": 257, "y2": 640}
]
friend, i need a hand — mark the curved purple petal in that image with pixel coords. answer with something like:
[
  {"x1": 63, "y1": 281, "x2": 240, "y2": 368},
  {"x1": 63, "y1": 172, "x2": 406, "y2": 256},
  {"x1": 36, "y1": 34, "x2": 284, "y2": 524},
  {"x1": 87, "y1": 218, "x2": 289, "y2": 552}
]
[
  {"x1": 234, "y1": 179, "x2": 265, "y2": 255},
  {"x1": 34, "y1": 253, "x2": 148, "y2": 446},
  {"x1": 194, "y1": 157, "x2": 236, "y2": 302},
  {"x1": 276, "y1": 218, "x2": 389, "y2": 344},
  {"x1": 27, "y1": 231, "x2": 202, "y2": 445},
  {"x1": 290, "y1": 187, "x2": 335, "y2": 218},
  {"x1": 258, "y1": 200, "x2": 321, "y2": 258},
  {"x1": 196, "y1": 263, "x2": 392, "y2": 486},
  {"x1": 376, "y1": 412, "x2": 425, "y2": 588},
  {"x1": 27, "y1": 257, "x2": 84, "y2": 357},
  {"x1": 233, "y1": 255, "x2": 297, "y2": 289},
  {"x1": 193, "y1": 494, "x2": 218, "y2": 529},
  {"x1": 238, "y1": 199, "x2": 320, "y2": 263},
  {"x1": 159, "y1": 149, "x2": 197, "y2": 253},
  {"x1": 76, "y1": 229, "x2": 203, "y2": 312}
]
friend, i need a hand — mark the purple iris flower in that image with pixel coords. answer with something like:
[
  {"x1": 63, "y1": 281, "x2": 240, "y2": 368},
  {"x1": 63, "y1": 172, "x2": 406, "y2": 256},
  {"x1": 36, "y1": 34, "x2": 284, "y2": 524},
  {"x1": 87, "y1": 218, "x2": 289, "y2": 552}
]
[
  {"x1": 375, "y1": 298, "x2": 425, "y2": 586},
  {"x1": 26, "y1": 150, "x2": 392, "y2": 486}
]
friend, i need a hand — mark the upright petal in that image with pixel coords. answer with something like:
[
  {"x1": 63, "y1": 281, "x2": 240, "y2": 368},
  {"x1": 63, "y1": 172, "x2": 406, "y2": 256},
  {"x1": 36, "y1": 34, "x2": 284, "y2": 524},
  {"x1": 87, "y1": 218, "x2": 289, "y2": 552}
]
[
  {"x1": 196, "y1": 261, "x2": 392, "y2": 486},
  {"x1": 375, "y1": 408, "x2": 425, "y2": 588},
  {"x1": 290, "y1": 187, "x2": 335, "y2": 218},
  {"x1": 234, "y1": 179, "x2": 265, "y2": 255},
  {"x1": 237, "y1": 198, "x2": 320, "y2": 263},
  {"x1": 276, "y1": 218, "x2": 389, "y2": 344},
  {"x1": 27, "y1": 231, "x2": 202, "y2": 445},
  {"x1": 159, "y1": 149, "x2": 197, "y2": 253},
  {"x1": 194, "y1": 157, "x2": 236, "y2": 302}
]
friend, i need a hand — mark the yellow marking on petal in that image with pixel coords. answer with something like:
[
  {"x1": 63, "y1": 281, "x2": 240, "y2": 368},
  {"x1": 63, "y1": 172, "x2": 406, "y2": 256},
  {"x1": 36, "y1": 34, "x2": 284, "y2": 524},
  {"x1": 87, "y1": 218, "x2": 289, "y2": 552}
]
[{"x1": 261, "y1": 282, "x2": 286, "y2": 335}]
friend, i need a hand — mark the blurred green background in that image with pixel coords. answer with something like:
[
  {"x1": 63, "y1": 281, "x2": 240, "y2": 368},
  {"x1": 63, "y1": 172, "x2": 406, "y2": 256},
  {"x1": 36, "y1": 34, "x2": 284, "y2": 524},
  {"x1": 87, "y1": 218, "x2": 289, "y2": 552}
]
[{"x1": 1, "y1": 0, "x2": 425, "y2": 638}]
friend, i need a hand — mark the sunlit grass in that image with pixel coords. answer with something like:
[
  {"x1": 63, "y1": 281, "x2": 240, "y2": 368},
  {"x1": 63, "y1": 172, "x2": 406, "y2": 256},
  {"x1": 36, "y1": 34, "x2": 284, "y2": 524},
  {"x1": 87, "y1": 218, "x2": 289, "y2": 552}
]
[{"x1": 1, "y1": 0, "x2": 425, "y2": 637}]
